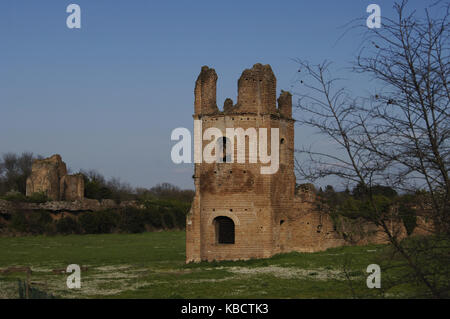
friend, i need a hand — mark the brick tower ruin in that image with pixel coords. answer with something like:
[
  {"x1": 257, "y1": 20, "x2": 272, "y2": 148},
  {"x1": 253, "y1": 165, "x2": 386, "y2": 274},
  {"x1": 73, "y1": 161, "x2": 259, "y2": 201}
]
[
  {"x1": 186, "y1": 64, "x2": 297, "y2": 262},
  {"x1": 185, "y1": 63, "x2": 414, "y2": 263}
]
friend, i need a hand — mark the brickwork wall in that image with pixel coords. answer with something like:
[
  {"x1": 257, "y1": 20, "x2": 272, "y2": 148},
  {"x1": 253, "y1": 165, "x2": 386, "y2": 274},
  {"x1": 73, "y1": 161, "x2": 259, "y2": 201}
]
[
  {"x1": 187, "y1": 64, "x2": 297, "y2": 262},
  {"x1": 186, "y1": 64, "x2": 411, "y2": 263}
]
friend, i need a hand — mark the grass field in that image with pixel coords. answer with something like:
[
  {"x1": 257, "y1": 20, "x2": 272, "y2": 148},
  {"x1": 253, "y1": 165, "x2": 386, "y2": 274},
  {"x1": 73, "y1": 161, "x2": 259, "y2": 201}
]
[{"x1": 0, "y1": 231, "x2": 421, "y2": 298}]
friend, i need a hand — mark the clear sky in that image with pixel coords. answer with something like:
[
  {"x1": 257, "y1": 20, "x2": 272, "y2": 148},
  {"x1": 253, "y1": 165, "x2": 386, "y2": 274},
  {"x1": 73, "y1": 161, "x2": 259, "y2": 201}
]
[{"x1": 0, "y1": 0, "x2": 426, "y2": 190}]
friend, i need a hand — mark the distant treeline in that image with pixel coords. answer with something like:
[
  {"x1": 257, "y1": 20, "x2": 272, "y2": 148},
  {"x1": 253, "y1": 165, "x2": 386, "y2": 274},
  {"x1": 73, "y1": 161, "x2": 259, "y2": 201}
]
[{"x1": 0, "y1": 152, "x2": 194, "y2": 204}]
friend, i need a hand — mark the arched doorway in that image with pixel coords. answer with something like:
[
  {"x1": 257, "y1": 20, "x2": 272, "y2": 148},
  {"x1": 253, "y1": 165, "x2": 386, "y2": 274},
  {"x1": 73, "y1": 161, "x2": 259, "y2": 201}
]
[{"x1": 214, "y1": 216, "x2": 235, "y2": 244}]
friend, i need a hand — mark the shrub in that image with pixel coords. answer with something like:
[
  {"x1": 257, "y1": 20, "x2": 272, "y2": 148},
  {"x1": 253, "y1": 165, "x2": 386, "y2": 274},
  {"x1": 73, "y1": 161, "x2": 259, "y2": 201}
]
[
  {"x1": 2, "y1": 191, "x2": 27, "y2": 202},
  {"x1": 85, "y1": 182, "x2": 113, "y2": 201},
  {"x1": 162, "y1": 210, "x2": 175, "y2": 229},
  {"x1": 78, "y1": 210, "x2": 118, "y2": 234},
  {"x1": 55, "y1": 216, "x2": 80, "y2": 234},
  {"x1": 117, "y1": 205, "x2": 186, "y2": 232},
  {"x1": 143, "y1": 207, "x2": 163, "y2": 229},
  {"x1": 6, "y1": 202, "x2": 188, "y2": 235},
  {"x1": 27, "y1": 192, "x2": 50, "y2": 203},
  {"x1": 119, "y1": 207, "x2": 146, "y2": 233},
  {"x1": 9, "y1": 210, "x2": 53, "y2": 234},
  {"x1": 10, "y1": 212, "x2": 28, "y2": 233},
  {"x1": 27, "y1": 210, "x2": 53, "y2": 234},
  {"x1": 78, "y1": 212, "x2": 97, "y2": 233},
  {"x1": 1, "y1": 191, "x2": 50, "y2": 203},
  {"x1": 172, "y1": 207, "x2": 186, "y2": 228}
]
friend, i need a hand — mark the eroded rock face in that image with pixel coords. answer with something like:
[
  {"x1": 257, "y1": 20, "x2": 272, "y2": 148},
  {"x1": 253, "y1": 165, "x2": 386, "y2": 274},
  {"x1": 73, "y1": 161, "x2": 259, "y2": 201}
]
[
  {"x1": 26, "y1": 154, "x2": 67, "y2": 200},
  {"x1": 40, "y1": 199, "x2": 100, "y2": 211},
  {"x1": 0, "y1": 198, "x2": 144, "y2": 213},
  {"x1": 26, "y1": 154, "x2": 85, "y2": 201},
  {"x1": 0, "y1": 199, "x2": 14, "y2": 214}
]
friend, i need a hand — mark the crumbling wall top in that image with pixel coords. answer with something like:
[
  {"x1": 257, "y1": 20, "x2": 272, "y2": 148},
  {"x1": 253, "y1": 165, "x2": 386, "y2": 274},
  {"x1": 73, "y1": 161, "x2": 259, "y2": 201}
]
[
  {"x1": 194, "y1": 63, "x2": 292, "y2": 119},
  {"x1": 278, "y1": 90, "x2": 292, "y2": 118},
  {"x1": 194, "y1": 66, "x2": 219, "y2": 115},
  {"x1": 32, "y1": 154, "x2": 67, "y2": 175},
  {"x1": 236, "y1": 63, "x2": 277, "y2": 114}
]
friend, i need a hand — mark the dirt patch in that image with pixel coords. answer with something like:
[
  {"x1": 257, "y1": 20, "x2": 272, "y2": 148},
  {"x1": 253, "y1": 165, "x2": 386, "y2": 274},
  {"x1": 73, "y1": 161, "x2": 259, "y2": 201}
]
[{"x1": 219, "y1": 266, "x2": 346, "y2": 280}]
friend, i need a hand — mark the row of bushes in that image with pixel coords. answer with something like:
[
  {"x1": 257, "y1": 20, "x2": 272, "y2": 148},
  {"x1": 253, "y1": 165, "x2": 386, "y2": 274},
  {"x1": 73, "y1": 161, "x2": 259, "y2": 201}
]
[
  {"x1": 0, "y1": 191, "x2": 50, "y2": 203},
  {"x1": 4, "y1": 205, "x2": 189, "y2": 235}
]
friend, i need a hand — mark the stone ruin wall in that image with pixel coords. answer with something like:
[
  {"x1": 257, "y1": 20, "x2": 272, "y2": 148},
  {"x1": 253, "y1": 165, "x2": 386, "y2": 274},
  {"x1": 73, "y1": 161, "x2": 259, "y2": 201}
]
[
  {"x1": 26, "y1": 154, "x2": 84, "y2": 201},
  {"x1": 277, "y1": 189, "x2": 407, "y2": 254},
  {"x1": 186, "y1": 63, "x2": 424, "y2": 263},
  {"x1": 60, "y1": 174, "x2": 85, "y2": 202}
]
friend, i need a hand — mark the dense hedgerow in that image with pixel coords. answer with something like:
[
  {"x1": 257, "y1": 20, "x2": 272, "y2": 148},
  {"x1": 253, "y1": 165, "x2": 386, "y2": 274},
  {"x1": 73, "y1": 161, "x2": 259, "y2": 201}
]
[
  {"x1": 1, "y1": 191, "x2": 50, "y2": 204},
  {"x1": 2, "y1": 199, "x2": 190, "y2": 235},
  {"x1": 10, "y1": 210, "x2": 53, "y2": 234},
  {"x1": 55, "y1": 216, "x2": 80, "y2": 234}
]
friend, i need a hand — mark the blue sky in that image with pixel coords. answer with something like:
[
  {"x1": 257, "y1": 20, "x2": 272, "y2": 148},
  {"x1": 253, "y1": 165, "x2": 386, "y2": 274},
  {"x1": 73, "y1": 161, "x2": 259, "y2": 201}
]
[{"x1": 0, "y1": 0, "x2": 426, "y2": 189}]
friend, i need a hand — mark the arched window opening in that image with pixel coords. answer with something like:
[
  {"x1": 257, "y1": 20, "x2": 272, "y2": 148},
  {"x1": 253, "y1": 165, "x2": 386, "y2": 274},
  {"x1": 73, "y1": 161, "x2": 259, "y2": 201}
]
[
  {"x1": 280, "y1": 137, "x2": 286, "y2": 164},
  {"x1": 217, "y1": 137, "x2": 232, "y2": 163},
  {"x1": 214, "y1": 216, "x2": 235, "y2": 244}
]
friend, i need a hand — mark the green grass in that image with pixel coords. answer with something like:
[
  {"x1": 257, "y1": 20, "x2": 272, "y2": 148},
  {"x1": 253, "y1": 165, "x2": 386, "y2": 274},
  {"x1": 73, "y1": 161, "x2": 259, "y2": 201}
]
[{"x1": 0, "y1": 231, "x2": 424, "y2": 298}]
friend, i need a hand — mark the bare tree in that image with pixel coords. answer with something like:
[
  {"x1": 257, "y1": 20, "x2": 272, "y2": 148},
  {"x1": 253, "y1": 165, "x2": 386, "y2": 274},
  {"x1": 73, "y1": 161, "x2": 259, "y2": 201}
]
[
  {"x1": 0, "y1": 152, "x2": 40, "y2": 195},
  {"x1": 354, "y1": 0, "x2": 450, "y2": 233},
  {"x1": 294, "y1": 0, "x2": 449, "y2": 298}
]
